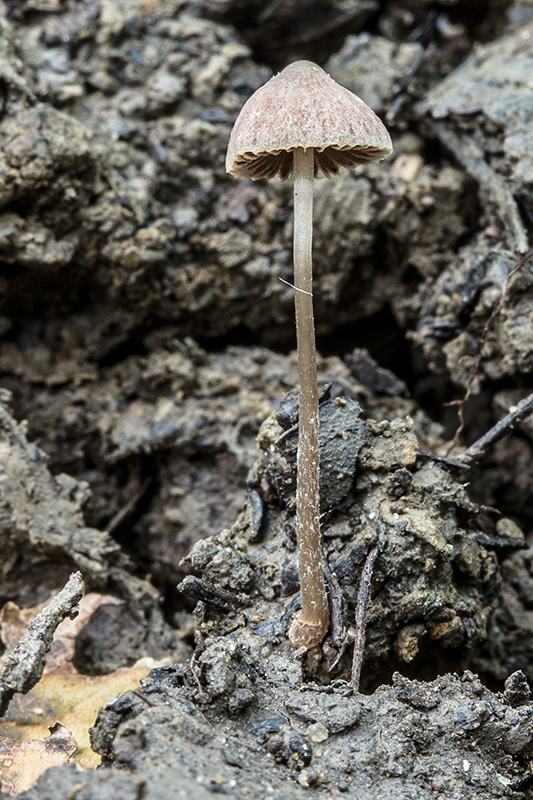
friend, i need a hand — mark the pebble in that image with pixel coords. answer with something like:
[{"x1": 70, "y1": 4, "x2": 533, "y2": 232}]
[{"x1": 307, "y1": 722, "x2": 329, "y2": 743}]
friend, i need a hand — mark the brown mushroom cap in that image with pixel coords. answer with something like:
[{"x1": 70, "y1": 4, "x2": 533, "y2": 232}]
[{"x1": 226, "y1": 60, "x2": 393, "y2": 180}]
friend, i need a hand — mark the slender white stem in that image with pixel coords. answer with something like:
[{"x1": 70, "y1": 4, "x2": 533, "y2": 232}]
[{"x1": 288, "y1": 147, "x2": 329, "y2": 649}]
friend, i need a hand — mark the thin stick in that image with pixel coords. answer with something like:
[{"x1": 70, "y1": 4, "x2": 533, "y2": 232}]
[
  {"x1": 445, "y1": 246, "x2": 533, "y2": 453},
  {"x1": 462, "y1": 391, "x2": 533, "y2": 466},
  {"x1": 352, "y1": 545, "x2": 379, "y2": 691},
  {"x1": 322, "y1": 556, "x2": 349, "y2": 672},
  {"x1": 0, "y1": 572, "x2": 84, "y2": 717},
  {"x1": 177, "y1": 575, "x2": 250, "y2": 610},
  {"x1": 288, "y1": 146, "x2": 329, "y2": 649}
]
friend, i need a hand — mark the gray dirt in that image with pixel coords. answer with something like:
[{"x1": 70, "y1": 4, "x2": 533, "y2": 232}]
[{"x1": 1, "y1": 0, "x2": 533, "y2": 798}]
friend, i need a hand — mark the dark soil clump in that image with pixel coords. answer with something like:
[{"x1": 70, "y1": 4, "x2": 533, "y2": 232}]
[{"x1": 1, "y1": 0, "x2": 533, "y2": 797}]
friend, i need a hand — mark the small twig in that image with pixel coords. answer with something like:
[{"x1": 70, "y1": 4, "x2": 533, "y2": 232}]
[
  {"x1": 130, "y1": 688, "x2": 158, "y2": 707},
  {"x1": 417, "y1": 452, "x2": 470, "y2": 470},
  {"x1": 430, "y1": 123, "x2": 532, "y2": 449},
  {"x1": 107, "y1": 477, "x2": 151, "y2": 534},
  {"x1": 351, "y1": 545, "x2": 379, "y2": 691},
  {"x1": 257, "y1": 0, "x2": 285, "y2": 23},
  {"x1": 446, "y1": 246, "x2": 533, "y2": 453},
  {"x1": 462, "y1": 391, "x2": 533, "y2": 466},
  {"x1": 322, "y1": 556, "x2": 349, "y2": 671},
  {"x1": 387, "y1": 42, "x2": 436, "y2": 124},
  {"x1": 177, "y1": 576, "x2": 250, "y2": 611},
  {"x1": 0, "y1": 572, "x2": 84, "y2": 717},
  {"x1": 183, "y1": 649, "x2": 204, "y2": 694}
]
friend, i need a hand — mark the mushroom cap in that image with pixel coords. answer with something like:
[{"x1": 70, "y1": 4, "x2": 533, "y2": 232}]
[{"x1": 226, "y1": 60, "x2": 393, "y2": 180}]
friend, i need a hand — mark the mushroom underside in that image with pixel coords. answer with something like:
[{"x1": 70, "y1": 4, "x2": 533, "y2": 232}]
[{"x1": 231, "y1": 145, "x2": 388, "y2": 180}]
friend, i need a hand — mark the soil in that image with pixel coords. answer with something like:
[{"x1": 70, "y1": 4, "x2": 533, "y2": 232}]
[{"x1": 1, "y1": 0, "x2": 533, "y2": 797}]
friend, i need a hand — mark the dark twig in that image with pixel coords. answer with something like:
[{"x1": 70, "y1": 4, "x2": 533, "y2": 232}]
[
  {"x1": 322, "y1": 556, "x2": 349, "y2": 671},
  {"x1": 177, "y1": 575, "x2": 250, "y2": 611},
  {"x1": 0, "y1": 572, "x2": 84, "y2": 717},
  {"x1": 462, "y1": 391, "x2": 533, "y2": 466},
  {"x1": 107, "y1": 477, "x2": 151, "y2": 534},
  {"x1": 417, "y1": 452, "x2": 470, "y2": 470},
  {"x1": 387, "y1": 42, "x2": 436, "y2": 124},
  {"x1": 352, "y1": 545, "x2": 379, "y2": 691},
  {"x1": 445, "y1": 246, "x2": 533, "y2": 453},
  {"x1": 130, "y1": 688, "x2": 158, "y2": 707}
]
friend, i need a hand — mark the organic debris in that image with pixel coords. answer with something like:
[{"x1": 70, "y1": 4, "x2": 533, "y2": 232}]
[{"x1": 0, "y1": 0, "x2": 532, "y2": 798}]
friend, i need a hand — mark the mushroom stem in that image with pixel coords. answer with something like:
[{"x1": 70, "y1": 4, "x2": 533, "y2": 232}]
[{"x1": 288, "y1": 146, "x2": 329, "y2": 649}]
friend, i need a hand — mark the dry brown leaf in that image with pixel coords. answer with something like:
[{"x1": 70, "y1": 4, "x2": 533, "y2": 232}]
[
  {"x1": 0, "y1": 722, "x2": 76, "y2": 795},
  {"x1": 0, "y1": 594, "x2": 168, "y2": 766},
  {"x1": 0, "y1": 659, "x2": 157, "y2": 767}
]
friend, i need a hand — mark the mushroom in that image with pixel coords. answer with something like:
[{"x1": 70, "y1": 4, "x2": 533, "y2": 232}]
[{"x1": 226, "y1": 61, "x2": 392, "y2": 649}]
